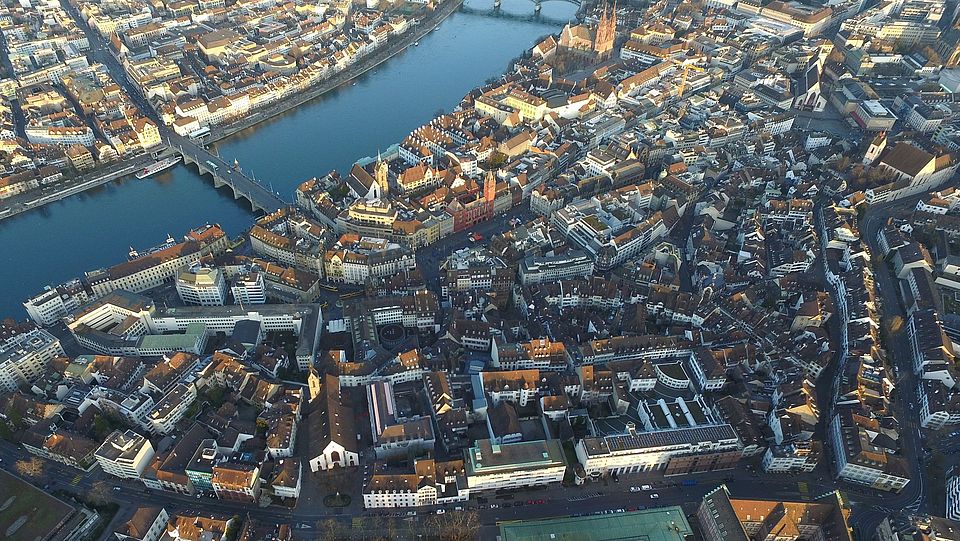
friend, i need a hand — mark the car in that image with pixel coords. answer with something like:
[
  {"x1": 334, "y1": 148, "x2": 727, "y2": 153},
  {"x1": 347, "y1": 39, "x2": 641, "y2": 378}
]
[
  {"x1": 490, "y1": 504, "x2": 499, "y2": 509},
  {"x1": 641, "y1": 485, "x2": 652, "y2": 490},
  {"x1": 436, "y1": 509, "x2": 445, "y2": 515},
  {"x1": 406, "y1": 511, "x2": 417, "y2": 516},
  {"x1": 650, "y1": 494, "x2": 660, "y2": 499},
  {"x1": 454, "y1": 506, "x2": 463, "y2": 511},
  {"x1": 196, "y1": 494, "x2": 202, "y2": 499},
  {"x1": 630, "y1": 486, "x2": 641, "y2": 493},
  {"x1": 113, "y1": 487, "x2": 121, "y2": 491}
]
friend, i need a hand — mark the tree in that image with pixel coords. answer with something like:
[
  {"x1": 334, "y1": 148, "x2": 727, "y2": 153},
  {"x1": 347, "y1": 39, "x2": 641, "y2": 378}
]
[
  {"x1": 15, "y1": 457, "x2": 44, "y2": 478},
  {"x1": 319, "y1": 518, "x2": 344, "y2": 541},
  {"x1": 87, "y1": 481, "x2": 112, "y2": 506},
  {"x1": 434, "y1": 511, "x2": 481, "y2": 541}
]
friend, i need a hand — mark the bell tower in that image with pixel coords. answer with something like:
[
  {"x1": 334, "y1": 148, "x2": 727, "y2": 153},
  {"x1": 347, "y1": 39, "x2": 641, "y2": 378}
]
[
  {"x1": 375, "y1": 152, "x2": 389, "y2": 196},
  {"x1": 485, "y1": 170, "x2": 497, "y2": 204}
]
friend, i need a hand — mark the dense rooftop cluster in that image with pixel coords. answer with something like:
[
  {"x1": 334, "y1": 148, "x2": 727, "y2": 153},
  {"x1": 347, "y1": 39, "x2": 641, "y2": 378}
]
[{"x1": 6, "y1": 0, "x2": 960, "y2": 537}]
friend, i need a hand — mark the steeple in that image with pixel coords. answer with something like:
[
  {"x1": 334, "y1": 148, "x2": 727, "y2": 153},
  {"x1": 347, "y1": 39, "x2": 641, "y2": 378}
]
[
  {"x1": 375, "y1": 151, "x2": 389, "y2": 196},
  {"x1": 484, "y1": 170, "x2": 497, "y2": 204}
]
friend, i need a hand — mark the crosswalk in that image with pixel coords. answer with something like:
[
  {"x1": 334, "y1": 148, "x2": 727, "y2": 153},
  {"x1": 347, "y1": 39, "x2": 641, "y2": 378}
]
[{"x1": 70, "y1": 474, "x2": 82, "y2": 486}]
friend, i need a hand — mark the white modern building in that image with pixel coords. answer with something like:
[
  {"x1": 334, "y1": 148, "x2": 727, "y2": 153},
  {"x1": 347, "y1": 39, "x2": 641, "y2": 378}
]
[
  {"x1": 464, "y1": 439, "x2": 567, "y2": 492},
  {"x1": 176, "y1": 267, "x2": 226, "y2": 306},
  {"x1": 95, "y1": 429, "x2": 156, "y2": 479},
  {"x1": 0, "y1": 328, "x2": 65, "y2": 392},
  {"x1": 231, "y1": 271, "x2": 266, "y2": 304}
]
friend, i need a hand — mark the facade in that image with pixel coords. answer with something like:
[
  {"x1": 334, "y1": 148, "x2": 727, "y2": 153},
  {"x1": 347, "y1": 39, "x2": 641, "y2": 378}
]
[
  {"x1": 231, "y1": 271, "x2": 267, "y2": 304},
  {"x1": 0, "y1": 328, "x2": 65, "y2": 392},
  {"x1": 114, "y1": 506, "x2": 170, "y2": 541},
  {"x1": 307, "y1": 374, "x2": 360, "y2": 472},
  {"x1": 464, "y1": 439, "x2": 567, "y2": 492},
  {"x1": 95, "y1": 429, "x2": 156, "y2": 479},
  {"x1": 363, "y1": 459, "x2": 468, "y2": 509},
  {"x1": 211, "y1": 463, "x2": 261, "y2": 503},
  {"x1": 576, "y1": 425, "x2": 742, "y2": 477},
  {"x1": 519, "y1": 251, "x2": 595, "y2": 285},
  {"x1": 829, "y1": 412, "x2": 911, "y2": 492},
  {"x1": 85, "y1": 225, "x2": 229, "y2": 298},
  {"x1": 176, "y1": 267, "x2": 227, "y2": 306}
]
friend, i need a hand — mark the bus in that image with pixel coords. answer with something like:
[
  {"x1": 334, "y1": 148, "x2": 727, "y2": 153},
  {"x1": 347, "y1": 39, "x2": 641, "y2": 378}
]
[
  {"x1": 205, "y1": 160, "x2": 219, "y2": 171},
  {"x1": 339, "y1": 290, "x2": 363, "y2": 300},
  {"x1": 189, "y1": 126, "x2": 211, "y2": 140}
]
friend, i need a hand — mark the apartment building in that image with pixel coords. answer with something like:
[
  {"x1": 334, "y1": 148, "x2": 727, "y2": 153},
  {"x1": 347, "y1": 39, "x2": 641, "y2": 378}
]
[
  {"x1": 0, "y1": 328, "x2": 65, "y2": 392},
  {"x1": 95, "y1": 429, "x2": 156, "y2": 479}
]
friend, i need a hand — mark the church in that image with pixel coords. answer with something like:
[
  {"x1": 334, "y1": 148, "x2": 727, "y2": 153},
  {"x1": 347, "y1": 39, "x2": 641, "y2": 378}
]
[
  {"x1": 557, "y1": 2, "x2": 617, "y2": 61},
  {"x1": 346, "y1": 154, "x2": 390, "y2": 201}
]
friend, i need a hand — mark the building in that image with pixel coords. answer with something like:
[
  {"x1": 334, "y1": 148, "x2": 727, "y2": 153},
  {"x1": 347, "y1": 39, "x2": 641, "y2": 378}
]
[
  {"x1": 231, "y1": 270, "x2": 267, "y2": 305},
  {"x1": 211, "y1": 462, "x2": 261, "y2": 503},
  {"x1": 95, "y1": 429, "x2": 156, "y2": 479},
  {"x1": 576, "y1": 425, "x2": 742, "y2": 477},
  {"x1": 519, "y1": 251, "x2": 595, "y2": 285},
  {"x1": 367, "y1": 380, "x2": 435, "y2": 459},
  {"x1": 114, "y1": 506, "x2": 170, "y2": 541},
  {"x1": 499, "y1": 507, "x2": 693, "y2": 541},
  {"x1": 23, "y1": 283, "x2": 87, "y2": 326},
  {"x1": 0, "y1": 328, "x2": 64, "y2": 392},
  {"x1": 85, "y1": 225, "x2": 229, "y2": 298},
  {"x1": 557, "y1": 3, "x2": 617, "y2": 60},
  {"x1": 829, "y1": 411, "x2": 911, "y2": 492},
  {"x1": 307, "y1": 374, "x2": 360, "y2": 471},
  {"x1": 697, "y1": 484, "x2": 853, "y2": 541},
  {"x1": 362, "y1": 458, "x2": 468, "y2": 508},
  {"x1": 176, "y1": 267, "x2": 227, "y2": 306},
  {"x1": 464, "y1": 439, "x2": 567, "y2": 492}
]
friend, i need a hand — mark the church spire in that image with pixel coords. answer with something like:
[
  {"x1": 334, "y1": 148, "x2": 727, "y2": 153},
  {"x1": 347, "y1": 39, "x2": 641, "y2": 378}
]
[{"x1": 375, "y1": 152, "x2": 389, "y2": 197}]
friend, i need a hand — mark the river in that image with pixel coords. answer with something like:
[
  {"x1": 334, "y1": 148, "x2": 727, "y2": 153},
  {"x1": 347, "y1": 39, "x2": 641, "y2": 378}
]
[{"x1": 0, "y1": 0, "x2": 577, "y2": 318}]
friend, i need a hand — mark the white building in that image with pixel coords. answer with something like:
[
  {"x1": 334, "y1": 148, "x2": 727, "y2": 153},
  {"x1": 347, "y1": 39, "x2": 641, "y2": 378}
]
[
  {"x1": 519, "y1": 251, "x2": 595, "y2": 285},
  {"x1": 464, "y1": 439, "x2": 567, "y2": 492},
  {"x1": 176, "y1": 267, "x2": 226, "y2": 306},
  {"x1": 94, "y1": 429, "x2": 156, "y2": 479},
  {"x1": 0, "y1": 328, "x2": 65, "y2": 392},
  {"x1": 576, "y1": 424, "x2": 742, "y2": 477},
  {"x1": 23, "y1": 285, "x2": 84, "y2": 326},
  {"x1": 363, "y1": 458, "x2": 468, "y2": 509},
  {"x1": 148, "y1": 383, "x2": 197, "y2": 435},
  {"x1": 114, "y1": 506, "x2": 169, "y2": 541},
  {"x1": 829, "y1": 412, "x2": 911, "y2": 492},
  {"x1": 231, "y1": 271, "x2": 266, "y2": 304}
]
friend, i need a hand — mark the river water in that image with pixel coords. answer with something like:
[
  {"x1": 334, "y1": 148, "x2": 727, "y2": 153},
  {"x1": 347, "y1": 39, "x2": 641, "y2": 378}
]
[{"x1": 0, "y1": 0, "x2": 576, "y2": 318}]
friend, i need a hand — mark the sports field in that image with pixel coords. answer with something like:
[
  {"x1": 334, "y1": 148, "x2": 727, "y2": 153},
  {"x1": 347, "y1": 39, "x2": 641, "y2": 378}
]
[
  {"x1": 499, "y1": 506, "x2": 693, "y2": 541},
  {"x1": 0, "y1": 469, "x2": 75, "y2": 541}
]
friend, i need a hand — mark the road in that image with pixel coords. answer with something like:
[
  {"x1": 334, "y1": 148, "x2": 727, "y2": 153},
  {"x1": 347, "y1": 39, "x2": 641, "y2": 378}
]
[
  {"x1": 0, "y1": 436, "x2": 850, "y2": 540},
  {"x1": 847, "y1": 193, "x2": 934, "y2": 534}
]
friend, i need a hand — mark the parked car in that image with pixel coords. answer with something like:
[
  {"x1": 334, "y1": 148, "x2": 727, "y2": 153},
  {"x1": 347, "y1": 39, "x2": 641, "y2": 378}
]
[{"x1": 650, "y1": 493, "x2": 660, "y2": 499}]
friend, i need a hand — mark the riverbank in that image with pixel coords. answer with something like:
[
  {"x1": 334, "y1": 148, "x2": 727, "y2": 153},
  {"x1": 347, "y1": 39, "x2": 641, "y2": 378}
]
[
  {"x1": 0, "y1": 0, "x2": 463, "y2": 222},
  {"x1": 207, "y1": 0, "x2": 465, "y2": 144},
  {"x1": 0, "y1": 150, "x2": 161, "y2": 222}
]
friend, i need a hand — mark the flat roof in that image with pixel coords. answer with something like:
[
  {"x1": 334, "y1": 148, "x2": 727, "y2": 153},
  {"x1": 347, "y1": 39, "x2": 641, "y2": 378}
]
[{"x1": 499, "y1": 507, "x2": 692, "y2": 541}]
